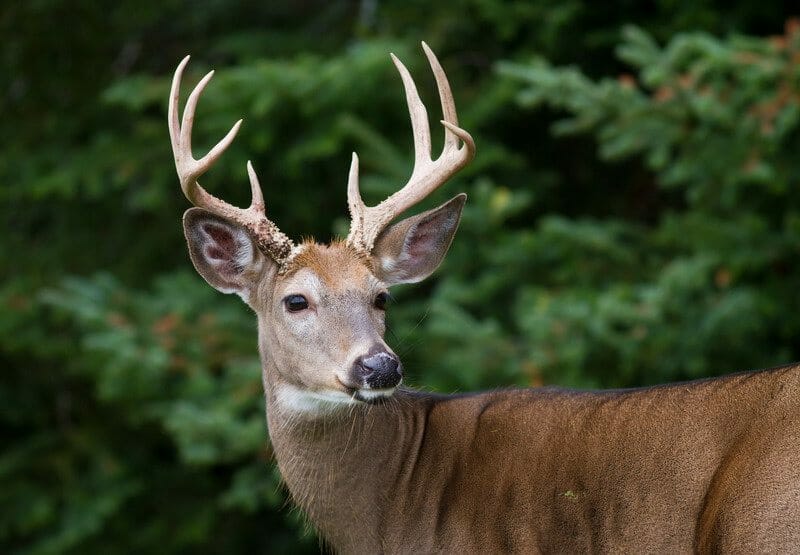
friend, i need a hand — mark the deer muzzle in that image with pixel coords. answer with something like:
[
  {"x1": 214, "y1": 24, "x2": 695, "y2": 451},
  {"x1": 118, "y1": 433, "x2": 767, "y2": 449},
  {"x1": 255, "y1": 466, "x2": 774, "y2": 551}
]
[{"x1": 352, "y1": 349, "x2": 403, "y2": 395}]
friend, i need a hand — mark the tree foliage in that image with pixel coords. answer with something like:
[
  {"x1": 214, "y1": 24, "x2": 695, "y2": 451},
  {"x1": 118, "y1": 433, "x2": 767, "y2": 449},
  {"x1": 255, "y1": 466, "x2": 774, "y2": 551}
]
[{"x1": 2, "y1": 1, "x2": 797, "y2": 552}]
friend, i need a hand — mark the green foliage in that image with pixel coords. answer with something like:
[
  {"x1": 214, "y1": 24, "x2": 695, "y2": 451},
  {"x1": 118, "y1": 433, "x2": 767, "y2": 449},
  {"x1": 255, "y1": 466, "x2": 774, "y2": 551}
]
[
  {"x1": 495, "y1": 21, "x2": 800, "y2": 386},
  {"x1": 3, "y1": 273, "x2": 310, "y2": 553},
  {"x1": 2, "y1": 1, "x2": 798, "y2": 552}
]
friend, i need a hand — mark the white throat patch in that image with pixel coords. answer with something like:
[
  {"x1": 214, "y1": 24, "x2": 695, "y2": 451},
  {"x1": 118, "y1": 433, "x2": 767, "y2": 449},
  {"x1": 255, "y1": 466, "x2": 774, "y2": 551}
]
[
  {"x1": 275, "y1": 383, "x2": 359, "y2": 414},
  {"x1": 274, "y1": 383, "x2": 397, "y2": 414}
]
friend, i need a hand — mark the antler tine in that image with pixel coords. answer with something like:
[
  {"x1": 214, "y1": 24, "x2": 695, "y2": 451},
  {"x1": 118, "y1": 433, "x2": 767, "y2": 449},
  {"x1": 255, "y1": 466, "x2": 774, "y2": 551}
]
[
  {"x1": 246, "y1": 160, "x2": 266, "y2": 212},
  {"x1": 168, "y1": 57, "x2": 295, "y2": 265},
  {"x1": 421, "y1": 41, "x2": 459, "y2": 150},
  {"x1": 346, "y1": 44, "x2": 475, "y2": 253},
  {"x1": 347, "y1": 153, "x2": 365, "y2": 229},
  {"x1": 390, "y1": 53, "x2": 432, "y2": 167},
  {"x1": 168, "y1": 56, "x2": 190, "y2": 149}
]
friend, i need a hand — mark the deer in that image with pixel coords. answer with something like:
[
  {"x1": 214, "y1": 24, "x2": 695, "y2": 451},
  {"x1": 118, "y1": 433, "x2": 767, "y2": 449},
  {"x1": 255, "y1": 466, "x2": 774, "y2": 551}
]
[{"x1": 167, "y1": 43, "x2": 800, "y2": 553}]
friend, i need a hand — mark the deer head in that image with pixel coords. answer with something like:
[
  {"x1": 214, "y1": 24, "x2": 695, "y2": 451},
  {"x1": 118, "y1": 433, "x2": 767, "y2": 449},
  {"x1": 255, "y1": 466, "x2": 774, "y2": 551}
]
[{"x1": 169, "y1": 43, "x2": 474, "y2": 411}]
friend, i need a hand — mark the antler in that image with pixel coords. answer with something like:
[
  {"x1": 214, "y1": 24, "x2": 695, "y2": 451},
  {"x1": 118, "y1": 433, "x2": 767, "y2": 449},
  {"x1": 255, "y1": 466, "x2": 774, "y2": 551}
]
[
  {"x1": 346, "y1": 42, "x2": 476, "y2": 253},
  {"x1": 168, "y1": 56, "x2": 295, "y2": 264}
]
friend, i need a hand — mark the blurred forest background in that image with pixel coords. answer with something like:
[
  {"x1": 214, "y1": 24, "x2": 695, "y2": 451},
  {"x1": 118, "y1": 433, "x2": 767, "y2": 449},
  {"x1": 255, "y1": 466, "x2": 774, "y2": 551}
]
[{"x1": 3, "y1": 0, "x2": 800, "y2": 552}]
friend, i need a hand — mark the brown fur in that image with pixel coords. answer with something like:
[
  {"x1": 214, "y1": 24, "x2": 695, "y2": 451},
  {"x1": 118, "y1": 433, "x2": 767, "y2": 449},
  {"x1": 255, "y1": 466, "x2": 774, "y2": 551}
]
[{"x1": 265, "y1": 365, "x2": 800, "y2": 553}]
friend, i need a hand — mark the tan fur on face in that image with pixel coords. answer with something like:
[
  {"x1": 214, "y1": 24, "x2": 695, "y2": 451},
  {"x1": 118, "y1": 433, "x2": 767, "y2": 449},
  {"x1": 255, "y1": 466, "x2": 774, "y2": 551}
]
[{"x1": 283, "y1": 240, "x2": 376, "y2": 291}]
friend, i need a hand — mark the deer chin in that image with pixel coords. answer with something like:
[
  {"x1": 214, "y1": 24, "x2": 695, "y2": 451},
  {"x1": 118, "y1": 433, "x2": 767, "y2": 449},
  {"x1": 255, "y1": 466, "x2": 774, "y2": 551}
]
[{"x1": 354, "y1": 387, "x2": 397, "y2": 404}]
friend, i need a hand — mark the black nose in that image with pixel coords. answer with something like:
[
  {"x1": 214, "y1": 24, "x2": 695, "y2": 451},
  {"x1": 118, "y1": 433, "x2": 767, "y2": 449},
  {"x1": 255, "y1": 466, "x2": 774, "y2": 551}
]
[{"x1": 354, "y1": 351, "x2": 402, "y2": 389}]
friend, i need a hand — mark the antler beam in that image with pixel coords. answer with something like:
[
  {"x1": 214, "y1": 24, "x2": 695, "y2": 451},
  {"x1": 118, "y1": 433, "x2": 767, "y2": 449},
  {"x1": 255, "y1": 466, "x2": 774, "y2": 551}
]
[{"x1": 346, "y1": 42, "x2": 476, "y2": 253}]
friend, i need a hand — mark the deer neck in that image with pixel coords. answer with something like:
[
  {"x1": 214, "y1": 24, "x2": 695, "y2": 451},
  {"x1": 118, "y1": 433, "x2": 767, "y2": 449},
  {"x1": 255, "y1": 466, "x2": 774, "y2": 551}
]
[{"x1": 257, "y1": 332, "x2": 425, "y2": 549}]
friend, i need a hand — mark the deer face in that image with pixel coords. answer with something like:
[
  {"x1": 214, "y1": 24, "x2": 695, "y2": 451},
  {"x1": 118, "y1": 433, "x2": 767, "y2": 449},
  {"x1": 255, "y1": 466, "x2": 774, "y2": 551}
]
[
  {"x1": 266, "y1": 242, "x2": 399, "y2": 405},
  {"x1": 182, "y1": 195, "x2": 466, "y2": 409},
  {"x1": 170, "y1": 44, "x2": 473, "y2": 412}
]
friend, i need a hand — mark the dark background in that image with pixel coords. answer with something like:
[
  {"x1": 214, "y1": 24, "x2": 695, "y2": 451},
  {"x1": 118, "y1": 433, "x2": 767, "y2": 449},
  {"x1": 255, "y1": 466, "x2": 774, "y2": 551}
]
[{"x1": 2, "y1": 1, "x2": 799, "y2": 552}]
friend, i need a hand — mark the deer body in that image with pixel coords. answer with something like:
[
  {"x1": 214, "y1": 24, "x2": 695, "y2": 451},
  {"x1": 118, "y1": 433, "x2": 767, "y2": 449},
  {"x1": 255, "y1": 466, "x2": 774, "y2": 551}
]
[
  {"x1": 266, "y1": 358, "x2": 800, "y2": 553},
  {"x1": 167, "y1": 45, "x2": 800, "y2": 553}
]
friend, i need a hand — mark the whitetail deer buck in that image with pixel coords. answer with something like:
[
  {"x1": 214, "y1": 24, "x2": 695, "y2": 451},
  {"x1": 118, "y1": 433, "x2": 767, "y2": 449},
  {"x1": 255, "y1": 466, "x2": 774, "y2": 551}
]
[{"x1": 168, "y1": 44, "x2": 800, "y2": 553}]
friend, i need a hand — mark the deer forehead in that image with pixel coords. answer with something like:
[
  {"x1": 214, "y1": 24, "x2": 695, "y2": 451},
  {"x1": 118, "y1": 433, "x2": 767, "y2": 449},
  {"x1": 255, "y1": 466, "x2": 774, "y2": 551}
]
[{"x1": 279, "y1": 242, "x2": 380, "y2": 295}]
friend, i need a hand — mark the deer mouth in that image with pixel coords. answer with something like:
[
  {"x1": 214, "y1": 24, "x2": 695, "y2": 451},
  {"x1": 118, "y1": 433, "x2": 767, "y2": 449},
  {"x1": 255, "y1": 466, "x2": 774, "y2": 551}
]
[
  {"x1": 335, "y1": 376, "x2": 358, "y2": 395},
  {"x1": 335, "y1": 376, "x2": 397, "y2": 404}
]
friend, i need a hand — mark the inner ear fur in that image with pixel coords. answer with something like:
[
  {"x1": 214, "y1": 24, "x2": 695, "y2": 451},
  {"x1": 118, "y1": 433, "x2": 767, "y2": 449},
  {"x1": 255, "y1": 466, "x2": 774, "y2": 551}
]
[
  {"x1": 183, "y1": 207, "x2": 268, "y2": 297},
  {"x1": 371, "y1": 193, "x2": 466, "y2": 285}
]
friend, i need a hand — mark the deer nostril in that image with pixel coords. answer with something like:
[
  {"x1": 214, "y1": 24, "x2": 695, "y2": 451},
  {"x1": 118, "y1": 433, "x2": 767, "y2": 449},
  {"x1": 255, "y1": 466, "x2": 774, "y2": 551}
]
[
  {"x1": 362, "y1": 353, "x2": 399, "y2": 374},
  {"x1": 355, "y1": 352, "x2": 402, "y2": 389}
]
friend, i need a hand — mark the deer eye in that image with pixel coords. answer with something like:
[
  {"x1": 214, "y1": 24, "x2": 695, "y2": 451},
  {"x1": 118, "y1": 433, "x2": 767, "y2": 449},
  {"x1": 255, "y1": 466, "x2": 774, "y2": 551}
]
[
  {"x1": 284, "y1": 294, "x2": 309, "y2": 312},
  {"x1": 374, "y1": 292, "x2": 389, "y2": 310}
]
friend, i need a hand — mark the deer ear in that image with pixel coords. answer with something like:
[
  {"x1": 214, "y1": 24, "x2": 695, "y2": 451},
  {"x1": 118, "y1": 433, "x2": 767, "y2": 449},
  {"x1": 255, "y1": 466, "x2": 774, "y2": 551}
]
[
  {"x1": 371, "y1": 194, "x2": 466, "y2": 286},
  {"x1": 183, "y1": 208, "x2": 268, "y2": 299}
]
